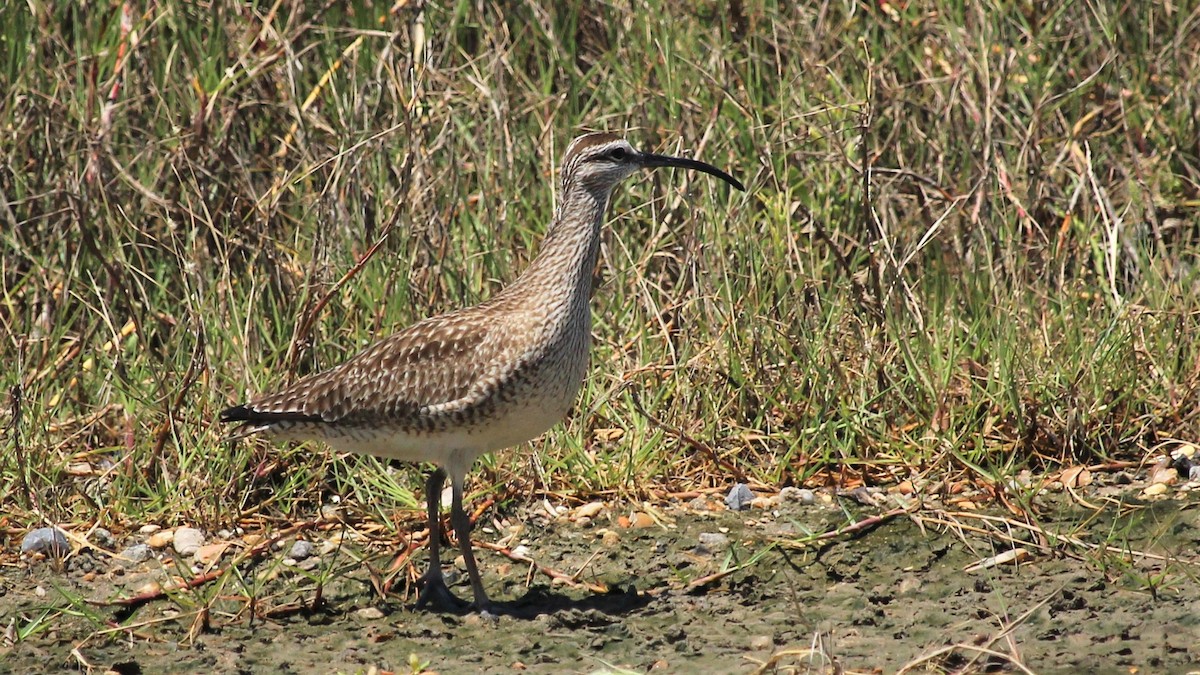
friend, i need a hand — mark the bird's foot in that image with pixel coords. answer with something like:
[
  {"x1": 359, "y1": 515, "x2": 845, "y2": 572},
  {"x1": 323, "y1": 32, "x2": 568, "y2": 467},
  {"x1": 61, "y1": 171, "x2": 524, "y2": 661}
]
[{"x1": 415, "y1": 571, "x2": 469, "y2": 611}]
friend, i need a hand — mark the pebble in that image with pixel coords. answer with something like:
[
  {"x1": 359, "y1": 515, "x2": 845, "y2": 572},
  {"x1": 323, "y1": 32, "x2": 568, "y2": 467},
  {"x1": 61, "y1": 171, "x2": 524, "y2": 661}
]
[
  {"x1": 138, "y1": 524, "x2": 161, "y2": 535},
  {"x1": 69, "y1": 555, "x2": 97, "y2": 574},
  {"x1": 289, "y1": 540, "x2": 315, "y2": 561},
  {"x1": 511, "y1": 545, "x2": 532, "y2": 560},
  {"x1": 898, "y1": 575, "x2": 922, "y2": 594},
  {"x1": 576, "y1": 516, "x2": 592, "y2": 528},
  {"x1": 147, "y1": 530, "x2": 174, "y2": 549},
  {"x1": 630, "y1": 512, "x2": 655, "y2": 528},
  {"x1": 750, "y1": 635, "x2": 774, "y2": 650},
  {"x1": 600, "y1": 529, "x2": 621, "y2": 547},
  {"x1": 574, "y1": 501, "x2": 605, "y2": 519},
  {"x1": 749, "y1": 496, "x2": 774, "y2": 510},
  {"x1": 697, "y1": 532, "x2": 729, "y2": 552},
  {"x1": 173, "y1": 527, "x2": 205, "y2": 556},
  {"x1": 356, "y1": 607, "x2": 385, "y2": 620},
  {"x1": 1191, "y1": 466, "x2": 1200, "y2": 482},
  {"x1": 120, "y1": 544, "x2": 152, "y2": 564},
  {"x1": 1149, "y1": 457, "x2": 1177, "y2": 485},
  {"x1": 296, "y1": 556, "x2": 321, "y2": 571},
  {"x1": 725, "y1": 483, "x2": 755, "y2": 511},
  {"x1": 780, "y1": 487, "x2": 816, "y2": 505},
  {"x1": 89, "y1": 527, "x2": 115, "y2": 549},
  {"x1": 21, "y1": 528, "x2": 69, "y2": 556},
  {"x1": 1142, "y1": 482, "x2": 1169, "y2": 497}
]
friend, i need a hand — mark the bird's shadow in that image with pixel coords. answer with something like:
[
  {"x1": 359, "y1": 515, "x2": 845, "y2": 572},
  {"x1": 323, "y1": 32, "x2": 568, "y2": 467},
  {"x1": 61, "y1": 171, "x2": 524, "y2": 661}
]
[{"x1": 418, "y1": 584, "x2": 655, "y2": 621}]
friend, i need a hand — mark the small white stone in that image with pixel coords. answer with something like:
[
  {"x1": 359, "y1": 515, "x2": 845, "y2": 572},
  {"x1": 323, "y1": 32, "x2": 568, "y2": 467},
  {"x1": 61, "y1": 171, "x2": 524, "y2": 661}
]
[
  {"x1": 173, "y1": 527, "x2": 205, "y2": 556},
  {"x1": 574, "y1": 502, "x2": 606, "y2": 519},
  {"x1": 780, "y1": 487, "x2": 815, "y2": 505}
]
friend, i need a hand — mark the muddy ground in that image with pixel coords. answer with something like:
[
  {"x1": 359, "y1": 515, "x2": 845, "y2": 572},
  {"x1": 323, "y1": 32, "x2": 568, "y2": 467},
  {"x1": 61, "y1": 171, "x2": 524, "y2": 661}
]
[{"x1": 3, "y1": 479, "x2": 1200, "y2": 674}]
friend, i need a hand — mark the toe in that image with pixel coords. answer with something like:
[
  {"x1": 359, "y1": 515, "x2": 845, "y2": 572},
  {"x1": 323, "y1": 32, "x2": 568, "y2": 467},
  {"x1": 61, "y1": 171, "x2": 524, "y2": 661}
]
[{"x1": 415, "y1": 575, "x2": 468, "y2": 611}]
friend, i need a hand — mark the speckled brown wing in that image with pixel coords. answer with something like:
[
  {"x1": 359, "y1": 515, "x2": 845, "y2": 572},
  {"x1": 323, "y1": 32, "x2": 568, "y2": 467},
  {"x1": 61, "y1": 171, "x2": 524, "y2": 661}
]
[{"x1": 221, "y1": 307, "x2": 507, "y2": 434}]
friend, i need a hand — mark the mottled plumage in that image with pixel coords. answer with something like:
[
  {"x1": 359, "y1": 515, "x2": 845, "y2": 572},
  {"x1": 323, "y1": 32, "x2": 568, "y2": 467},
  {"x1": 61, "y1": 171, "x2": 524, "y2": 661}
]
[{"x1": 221, "y1": 132, "x2": 743, "y2": 613}]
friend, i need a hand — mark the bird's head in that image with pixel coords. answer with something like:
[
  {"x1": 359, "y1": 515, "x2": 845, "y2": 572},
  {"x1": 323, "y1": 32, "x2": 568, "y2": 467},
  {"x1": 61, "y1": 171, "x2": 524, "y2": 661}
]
[{"x1": 560, "y1": 132, "x2": 745, "y2": 197}]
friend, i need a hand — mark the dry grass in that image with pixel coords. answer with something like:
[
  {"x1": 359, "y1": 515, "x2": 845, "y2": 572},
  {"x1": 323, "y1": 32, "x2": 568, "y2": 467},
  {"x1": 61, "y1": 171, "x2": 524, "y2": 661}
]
[{"x1": 1, "y1": 0, "x2": 1198, "y2": 539}]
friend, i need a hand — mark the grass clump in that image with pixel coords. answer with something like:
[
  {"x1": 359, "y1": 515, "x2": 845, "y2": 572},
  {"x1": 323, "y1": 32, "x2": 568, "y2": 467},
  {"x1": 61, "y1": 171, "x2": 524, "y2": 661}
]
[{"x1": 0, "y1": 0, "x2": 1197, "y2": 533}]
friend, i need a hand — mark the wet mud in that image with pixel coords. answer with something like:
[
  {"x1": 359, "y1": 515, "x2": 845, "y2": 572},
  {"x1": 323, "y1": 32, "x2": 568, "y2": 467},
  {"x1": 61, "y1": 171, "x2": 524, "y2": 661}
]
[{"x1": 4, "y1": 488, "x2": 1199, "y2": 673}]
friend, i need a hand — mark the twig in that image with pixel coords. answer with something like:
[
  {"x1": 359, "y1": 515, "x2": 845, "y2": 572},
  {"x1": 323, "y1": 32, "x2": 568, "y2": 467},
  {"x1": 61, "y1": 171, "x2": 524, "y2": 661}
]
[
  {"x1": 474, "y1": 540, "x2": 608, "y2": 593},
  {"x1": 772, "y1": 506, "x2": 911, "y2": 550},
  {"x1": 898, "y1": 585, "x2": 1054, "y2": 675},
  {"x1": 919, "y1": 509, "x2": 1200, "y2": 567}
]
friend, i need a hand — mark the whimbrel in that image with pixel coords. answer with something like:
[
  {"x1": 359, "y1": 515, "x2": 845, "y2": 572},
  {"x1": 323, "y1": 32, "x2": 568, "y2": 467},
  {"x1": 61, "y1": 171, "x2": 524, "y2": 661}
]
[{"x1": 221, "y1": 132, "x2": 744, "y2": 612}]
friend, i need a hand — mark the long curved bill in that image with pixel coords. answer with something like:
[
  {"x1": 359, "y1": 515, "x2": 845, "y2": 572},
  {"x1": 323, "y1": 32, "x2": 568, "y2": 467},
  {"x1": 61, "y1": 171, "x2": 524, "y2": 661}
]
[{"x1": 640, "y1": 152, "x2": 745, "y2": 191}]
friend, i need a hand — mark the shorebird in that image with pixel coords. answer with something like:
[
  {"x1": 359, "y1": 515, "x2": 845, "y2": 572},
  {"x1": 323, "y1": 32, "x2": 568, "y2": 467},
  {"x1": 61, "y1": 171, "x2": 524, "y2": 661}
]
[{"x1": 221, "y1": 132, "x2": 744, "y2": 613}]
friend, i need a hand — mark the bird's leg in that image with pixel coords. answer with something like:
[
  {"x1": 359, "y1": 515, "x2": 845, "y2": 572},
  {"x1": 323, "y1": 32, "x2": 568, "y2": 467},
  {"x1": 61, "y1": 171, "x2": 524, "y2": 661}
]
[
  {"x1": 450, "y1": 471, "x2": 494, "y2": 614},
  {"x1": 415, "y1": 467, "x2": 465, "y2": 610}
]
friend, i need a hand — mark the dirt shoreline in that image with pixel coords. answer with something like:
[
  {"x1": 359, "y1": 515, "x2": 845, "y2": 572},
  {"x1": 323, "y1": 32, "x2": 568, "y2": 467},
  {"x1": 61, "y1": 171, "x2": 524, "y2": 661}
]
[{"x1": 4, "y1": 486, "x2": 1199, "y2": 673}]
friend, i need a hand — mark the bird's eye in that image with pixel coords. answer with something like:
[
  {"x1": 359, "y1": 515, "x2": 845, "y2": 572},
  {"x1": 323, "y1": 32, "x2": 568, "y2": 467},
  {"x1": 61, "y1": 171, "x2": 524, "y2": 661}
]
[{"x1": 607, "y1": 147, "x2": 628, "y2": 161}]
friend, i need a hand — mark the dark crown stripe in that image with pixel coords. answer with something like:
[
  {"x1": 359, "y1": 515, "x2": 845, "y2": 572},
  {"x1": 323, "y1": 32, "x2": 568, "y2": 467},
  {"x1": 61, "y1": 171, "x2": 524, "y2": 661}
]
[{"x1": 562, "y1": 132, "x2": 624, "y2": 166}]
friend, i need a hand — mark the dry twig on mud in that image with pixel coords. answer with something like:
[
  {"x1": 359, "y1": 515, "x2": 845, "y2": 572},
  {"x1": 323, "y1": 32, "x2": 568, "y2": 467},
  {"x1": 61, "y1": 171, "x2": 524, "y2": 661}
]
[{"x1": 474, "y1": 540, "x2": 609, "y2": 594}]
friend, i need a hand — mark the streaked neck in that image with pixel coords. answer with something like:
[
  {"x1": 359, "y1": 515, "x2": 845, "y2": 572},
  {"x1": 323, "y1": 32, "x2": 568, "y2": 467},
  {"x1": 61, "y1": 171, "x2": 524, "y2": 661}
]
[{"x1": 504, "y1": 183, "x2": 609, "y2": 306}]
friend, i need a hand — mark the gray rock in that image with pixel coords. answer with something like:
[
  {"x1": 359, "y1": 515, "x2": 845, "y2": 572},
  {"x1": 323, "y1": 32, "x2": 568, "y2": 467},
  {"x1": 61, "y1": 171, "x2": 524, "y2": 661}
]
[
  {"x1": 21, "y1": 527, "x2": 69, "y2": 557},
  {"x1": 89, "y1": 527, "x2": 115, "y2": 549},
  {"x1": 288, "y1": 539, "x2": 315, "y2": 561},
  {"x1": 173, "y1": 527, "x2": 205, "y2": 556},
  {"x1": 725, "y1": 483, "x2": 756, "y2": 511},
  {"x1": 120, "y1": 544, "x2": 152, "y2": 564},
  {"x1": 696, "y1": 532, "x2": 730, "y2": 553},
  {"x1": 1190, "y1": 465, "x2": 1200, "y2": 482}
]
